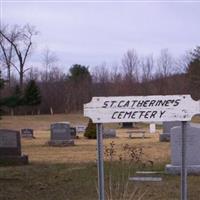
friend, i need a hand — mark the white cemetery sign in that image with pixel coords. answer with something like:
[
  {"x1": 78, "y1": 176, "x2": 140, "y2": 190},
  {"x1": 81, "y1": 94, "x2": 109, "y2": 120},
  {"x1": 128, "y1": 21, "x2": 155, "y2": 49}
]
[
  {"x1": 84, "y1": 95, "x2": 200, "y2": 123},
  {"x1": 84, "y1": 94, "x2": 200, "y2": 200}
]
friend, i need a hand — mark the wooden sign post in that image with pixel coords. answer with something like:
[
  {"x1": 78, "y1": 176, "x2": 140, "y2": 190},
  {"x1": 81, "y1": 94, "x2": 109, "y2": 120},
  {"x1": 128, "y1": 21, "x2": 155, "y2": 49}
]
[{"x1": 84, "y1": 95, "x2": 200, "y2": 200}]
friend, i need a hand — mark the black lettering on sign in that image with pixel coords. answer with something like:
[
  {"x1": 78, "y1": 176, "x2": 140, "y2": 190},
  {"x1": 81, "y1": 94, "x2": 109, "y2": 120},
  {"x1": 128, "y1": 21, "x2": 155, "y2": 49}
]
[
  {"x1": 160, "y1": 111, "x2": 166, "y2": 118},
  {"x1": 131, "y1": 100, "x2": 138, "y2": 107},
  {"x1": 102, "y1": 101, "x2": 109, "y2": 108},
  {"x1": 112, "y1": 111, "x2": 118, "y2": 119},
  {"x1": 118, "y1": 100, "x2": 125, "y2": 107},
  {"x1": 131, "y1": 111, "x2": 138, "y2": 119},
  {"x1": 124, "y1": 100, "x2": 130, "y2": 107},
  {"x1": 143, "y1": 100, "x2": 150, "y2": 107},
  {"x1": 174, "y1": 99, "x2": 181, "y2": 106},
  {"x1": 144, "y1": 111, "x2": 152, "y2": 118},
  {"x1": 137, "y1": 101, "x2": 144, "y2": 107},
  {"x1": 149, "y1": 100, "x2": 156, "y2": 107},
  {"x1": 138, "y1": 111, "x2": 146, "y2": 118},
  {"x1": 150, "y1": 111, "x2": 157, "y2": 118},
  {"x1": 118, "y1": 111, "x2": 125, "y2": 119},
  {"x1": 110, "y1": 101, "x2": 117, "y2": 107},
  {"x1": 164, "y1": 100, "x2": 170, "y2": 107},
  {"x1": 124, "y1": 111, "x2": 132, "y2": 118}
]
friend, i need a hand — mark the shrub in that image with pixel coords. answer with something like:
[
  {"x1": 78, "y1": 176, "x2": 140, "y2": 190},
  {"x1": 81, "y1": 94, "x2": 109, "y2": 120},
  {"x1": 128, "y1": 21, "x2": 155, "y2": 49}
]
[{"x1": 84, "y1": 119, "x2": 96, "y2": 139}]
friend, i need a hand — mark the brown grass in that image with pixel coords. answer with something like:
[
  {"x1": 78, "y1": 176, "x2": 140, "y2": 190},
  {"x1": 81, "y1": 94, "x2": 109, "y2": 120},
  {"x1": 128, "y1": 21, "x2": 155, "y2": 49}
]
[
  {"x1": 0, "y1": 114, "x2": 200, "y2": 200},
  {"x1": 1, "y1": 114, "x2": 199, "y2": 164},
  {"x1": 20, "y1": 130, "x2": 170, "y2": 164}
]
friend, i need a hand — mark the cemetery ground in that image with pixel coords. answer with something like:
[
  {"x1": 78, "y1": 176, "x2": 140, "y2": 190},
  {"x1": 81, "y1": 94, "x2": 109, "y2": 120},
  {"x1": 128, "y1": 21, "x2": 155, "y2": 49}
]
[{"x1": 0, "y1": 114, "x2": 200, "y2": 200}]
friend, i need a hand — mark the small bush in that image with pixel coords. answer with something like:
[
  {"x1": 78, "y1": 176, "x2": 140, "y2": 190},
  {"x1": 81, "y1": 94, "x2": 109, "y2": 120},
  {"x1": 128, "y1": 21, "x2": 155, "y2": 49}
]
[{"x1": 84, "y1": 119, "x2": 96, "y2": 139}]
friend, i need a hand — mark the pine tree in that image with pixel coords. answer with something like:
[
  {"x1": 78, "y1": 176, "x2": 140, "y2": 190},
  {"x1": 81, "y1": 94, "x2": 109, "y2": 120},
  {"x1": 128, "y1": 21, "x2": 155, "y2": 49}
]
[
  {"x1": 24, "y1": 80, "x2": 41, "y2": 113},
  {"x1": 84, "y1": 119, "x2": 96, "y2": 139},
  {"x1": 187, "y1": 47, "x2": 200, "y2": 100},
  {"x1": 4, "y1": 85, "x2": 23, "y2": 115}
]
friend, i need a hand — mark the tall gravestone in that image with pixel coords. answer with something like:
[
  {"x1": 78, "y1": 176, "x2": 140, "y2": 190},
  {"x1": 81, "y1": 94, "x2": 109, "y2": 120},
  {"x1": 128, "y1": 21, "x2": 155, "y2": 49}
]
[
  {"x1": 159, "y1": 121, "x2": 181, "y2": 142},
  {"x1": 21, "y1": 128, "x2": 35, "y2": 139},
  {"x1": 165, "y1": 123, "x2": 200, "y2": 174},
  {"x1": 48, "y1": 122, "x2": 74, "y2": 146},
  {"x1": 0, "y1": 129, "x2": 28, "y2": 165}
]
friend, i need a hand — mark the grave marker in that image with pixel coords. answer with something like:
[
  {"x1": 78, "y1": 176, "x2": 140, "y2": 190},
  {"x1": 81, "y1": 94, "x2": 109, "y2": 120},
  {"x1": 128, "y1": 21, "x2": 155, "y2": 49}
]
[
  {"x1": 166, "y1": 123, "x2": 200, "y2": 174},
  {"x1": 103, "y1": 129, "x2": 116, "y2": 138},
  {"x1": 48, "y1": 122, "x2": 74, "y2": 146},
  {"x1": 160, "y1": 121, "x2": 181, "y2": 142},
  {"x1": 70, "y1": 127, "x2": 77, "y2": 139},
  {"x1": 75, "y1": 125, "x2": 86, "y2": 133},
  {"x1": 149, "y1": 123, "x2": 156, "y2": 134},
  {"x1": 21, "y1": 128, "x2": 35, "y2": 139},
  {"x1": 0, "y1": 129, "x2": 28, "y2": 165}
]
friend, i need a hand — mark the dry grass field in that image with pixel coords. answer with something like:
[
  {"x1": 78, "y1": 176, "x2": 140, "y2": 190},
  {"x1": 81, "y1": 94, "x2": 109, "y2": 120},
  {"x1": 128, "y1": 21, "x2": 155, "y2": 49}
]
[
  {"x1": 0, "y1": 114, "x2": 200, "y2": 200},
  {"x1": 0, "y1": 114, "x2": 169, "y2": 164}
]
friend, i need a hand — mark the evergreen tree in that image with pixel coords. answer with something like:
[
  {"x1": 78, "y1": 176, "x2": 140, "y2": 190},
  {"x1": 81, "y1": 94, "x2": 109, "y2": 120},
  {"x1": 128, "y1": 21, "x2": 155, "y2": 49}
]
[
  {"x1": 68, "y1": 64, "x2": 91, "y2": 82},
  {"x1": 187, "y1": 46, "x2": 200, "y2": 100},
  {"x1": 187, "y1": 59, "x2": 200, "y2": 100},
  {"x1": 84, "y1": 119, "x2": 96, "y2": 139},
  {"x1": 4, "y1": 85, "x2": 23, "y2": 115},
  {"x1": 24, "y1": 80, "x2": 41, "y2": 106}
]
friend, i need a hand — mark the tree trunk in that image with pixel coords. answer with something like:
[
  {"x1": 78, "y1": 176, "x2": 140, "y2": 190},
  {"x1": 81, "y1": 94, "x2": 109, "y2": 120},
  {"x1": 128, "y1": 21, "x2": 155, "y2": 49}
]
[
  {"x1": 10, "y1": 108, "x2": 14, "y2": 116},
  {"x1": 50, "y1": 107, "x2": 54, "y2": 115}
]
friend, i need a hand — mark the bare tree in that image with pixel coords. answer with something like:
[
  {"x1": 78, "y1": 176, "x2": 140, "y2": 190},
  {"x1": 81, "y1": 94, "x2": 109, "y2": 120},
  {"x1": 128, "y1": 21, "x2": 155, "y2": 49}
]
[
  {"x1": 41, "y1": 47, "x2": 58, "y2": 81},
  {"x1": 141, "y1": 55, "x2": 154, "y2": 82},
  {"x1": 0, "y1": 25, "x2": 18, "y2": 88},
  {"x1": 175, "y1": 51, "x2": 192, "y2": 74},
  {"x1": 121, "y1": 49, "x2": 140, "y2": 95},
  {"x1": 157, "y1": 49, "x2": 174, "y2": 78},
  {"x1": 26, "y1": 67, "x2": 40, "y2": 82},
  {"x1": 92, "y1": 63, "x2": 111, "y2": 96},
  {"x1": 0, "y1": 24, "x2": 38, "y2": 89},
  {"x1": 122, "y1": 49, "x2": 139, "y2": 82}
]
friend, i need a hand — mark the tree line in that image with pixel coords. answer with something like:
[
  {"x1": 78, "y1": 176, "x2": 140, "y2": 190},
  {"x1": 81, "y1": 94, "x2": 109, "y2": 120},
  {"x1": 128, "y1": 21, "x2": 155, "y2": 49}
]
[{"x1": 0, "y1": 24, "x2": 200, "y2": 115}]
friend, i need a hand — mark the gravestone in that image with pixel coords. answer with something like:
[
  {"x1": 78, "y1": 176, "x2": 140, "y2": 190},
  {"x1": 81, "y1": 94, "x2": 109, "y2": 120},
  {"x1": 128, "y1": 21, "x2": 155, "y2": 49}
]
[
  {"x1": 121, "y1": 122, "x2": 134, "y2": 128},
  {"x1": 149, "y1": 123, "x2": 156, "y2": 133},
  {"x1": 48, "y1": 122, "x2": 74, "y2": 146},
  {"x1": 0, "y1": 129, "x2": 28, "y2": 165},
  {"x1": 21, "y1": 128, "x2": 35, "y2": 139},
  {"x1": 103, "y1": 129, "x2": 116, "y2": 139},
  {"x1": 76, "y1": 125, "x2": 86, "y2": 133},
  {"x1": 165, "y1": 123, "x2": 200, "y2": 174},
  {"x1": 159, "y1": 121, "x2": 181, "y2": 142},
  {"x1": 70, "y1": 127, "x2": 77, "y2": 139}
]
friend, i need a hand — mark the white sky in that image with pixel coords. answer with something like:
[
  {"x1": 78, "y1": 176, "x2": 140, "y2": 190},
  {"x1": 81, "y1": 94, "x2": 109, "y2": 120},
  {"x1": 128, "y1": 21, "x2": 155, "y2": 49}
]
[{"x1": 1, "y1": 0, "x2": 200, "y2": 70}]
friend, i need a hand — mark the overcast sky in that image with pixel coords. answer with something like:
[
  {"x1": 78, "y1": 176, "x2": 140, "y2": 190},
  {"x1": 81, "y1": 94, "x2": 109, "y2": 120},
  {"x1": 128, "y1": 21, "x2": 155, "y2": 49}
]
[{"x1": 1, "y1": 1, "x2": 200, "y2": 70}]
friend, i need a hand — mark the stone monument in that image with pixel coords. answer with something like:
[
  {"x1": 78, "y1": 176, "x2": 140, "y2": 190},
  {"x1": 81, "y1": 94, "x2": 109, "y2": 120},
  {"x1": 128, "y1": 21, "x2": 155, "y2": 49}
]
[
  {"x1": 75, "y1": 125, "x2": 86, "y2": 133},
  {"x1": 165, "y1": 123, "x2": 200, "y2": 174},
  {"x1": 121, "y1": 122, "x2": 134, "y2": 128},
  {"x1": 21, "y1": 128, "x2": 35, "y2": 139},
  {"x1": 48, "y1": 122, "x2": 74, "y2": 146},
  {"x1": 103, "y1": 129, "x2": 116, "y2": 139},
  {"x1": 149, "y1": 123, "x2": 156, "y2": 134},
  {"x1": 0, "y1": 129, "x2": 28, "y2": 165},
  {"x1": 159, "y1": 121, "x2": 181, "y2": 142}
]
